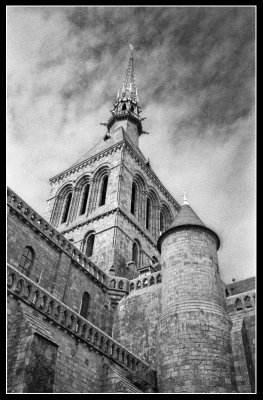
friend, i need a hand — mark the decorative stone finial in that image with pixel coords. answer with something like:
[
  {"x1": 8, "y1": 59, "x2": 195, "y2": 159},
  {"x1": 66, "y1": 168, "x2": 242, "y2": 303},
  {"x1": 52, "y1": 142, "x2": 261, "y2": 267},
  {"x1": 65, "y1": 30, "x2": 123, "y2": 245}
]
[{"x1": 183, "y1": 192, "x2": 189, "y2": 205}]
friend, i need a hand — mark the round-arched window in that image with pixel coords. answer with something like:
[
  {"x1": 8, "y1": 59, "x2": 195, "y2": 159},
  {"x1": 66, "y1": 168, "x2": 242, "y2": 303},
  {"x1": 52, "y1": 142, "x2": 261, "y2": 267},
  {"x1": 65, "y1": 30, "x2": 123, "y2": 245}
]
[{"x1": 84, "y1": 233, "x2": 95, "y2": 257}]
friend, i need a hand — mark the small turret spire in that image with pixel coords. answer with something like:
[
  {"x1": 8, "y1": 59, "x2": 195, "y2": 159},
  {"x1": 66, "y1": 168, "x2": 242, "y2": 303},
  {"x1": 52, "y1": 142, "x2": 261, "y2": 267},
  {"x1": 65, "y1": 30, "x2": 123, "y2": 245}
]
[{"x1": 183, "y1": 192, "x2": 189, "y2": 205}]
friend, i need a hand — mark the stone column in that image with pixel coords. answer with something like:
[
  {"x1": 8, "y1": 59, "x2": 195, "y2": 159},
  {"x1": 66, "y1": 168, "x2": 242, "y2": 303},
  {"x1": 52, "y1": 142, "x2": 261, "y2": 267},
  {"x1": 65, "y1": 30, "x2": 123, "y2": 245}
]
[
  {"x1": 51, "y1": 195, "x2": 63, "y2": 227},
  {"x1": 68, "y1": 188, "x2": 81, "y2": 223},
  {"x1": 140, "y1": 191, "x2": 147, "y2": 228}
]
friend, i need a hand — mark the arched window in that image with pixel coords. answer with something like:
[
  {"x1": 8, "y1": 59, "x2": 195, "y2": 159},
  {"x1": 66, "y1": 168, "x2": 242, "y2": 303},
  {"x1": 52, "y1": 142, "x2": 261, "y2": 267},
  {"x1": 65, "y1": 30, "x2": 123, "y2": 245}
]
[
  {"x1": 150, "y1": 276, "x2": 155, "y2": 286},
  {"x1": 236, "y1": 298, "x2": 243, "y2": 311},
  {"x1": 80, "y1": 292, "x2": 90, "y2": 319},
  {"x1": 19, "y1": 246, "x2": 35, "y2": 275},
  {"x1": 130, "y1": 105, "x2": 134, "y2": 112},
  {"x1": 244, "y1": 296, "x2": 252, "y2": 308},
  {"x1": 146, "y1": 198, "x2": 151, "y2": 230},
  {"x1": 84, "y1": 233, "x2": 95, "y2": 258},
  {"x1": 130, "y1": 182, "x2": 137, "y2": 215},
  {"x1": 61, "y1": 192, "x2": 72, "y2": 224},
  {"x1": 132, "y1": 241, "x2": 140, "y2": 268},
  {"x1": 122, "y1": 103, "x2": 126, "y2": 111},
  {"x1": 118, "y1": 281, "x2": 124, "y2": 290},
  {"x1": 99, "y1": 175, "x2": 108, "y2": 206},
  {"x1": 79, "y1": 184, "x2": 90, "y2": 216},
  {"x1": 110, "y1": 279, "x2": 116, "y2": 288}
]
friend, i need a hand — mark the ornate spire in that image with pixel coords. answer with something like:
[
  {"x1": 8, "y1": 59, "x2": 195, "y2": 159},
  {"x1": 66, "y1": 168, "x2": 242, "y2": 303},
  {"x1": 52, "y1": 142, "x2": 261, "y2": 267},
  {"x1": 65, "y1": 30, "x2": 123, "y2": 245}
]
[
  {"x1": 118, "y1": 44, "x2": 139, "y2": 104},
  {"x1": 105, "y1": 45, "x2": 146, "y2": 138},
  {"x1": 110, "y1": 44, "x2": 142, "y2": 117}
]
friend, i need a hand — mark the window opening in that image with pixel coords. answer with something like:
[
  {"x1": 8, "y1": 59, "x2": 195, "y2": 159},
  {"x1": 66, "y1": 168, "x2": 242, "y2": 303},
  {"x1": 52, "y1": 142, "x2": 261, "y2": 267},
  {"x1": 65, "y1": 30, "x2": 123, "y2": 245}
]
[
  {"x1": 61, "y1": 192, "x2": 72, "y2": 224},
  {"x1": 146, "y1": 198, "x2": 151, "y2": 230},
  {"x1": 19, "y1": 246, "x2": 34, "y2": 275},
  {"x1": 99, "y1": 175, "x2": 108, "y2": 206},
  {"x1": 132, "y1": 241, "x2": 140, "y2": 268},
  {"x1": 85, "y1": 234, "x2": 95, "y2": 257},
  {"x1": 131, "y1": 183, "x2": 136, "y2": 215},
  {"x1": 79, "y1": 184, "x2": 90, "y2": 215},
  {"x1": 80, "y1": 292, "x2": 90, "y2": 319}
]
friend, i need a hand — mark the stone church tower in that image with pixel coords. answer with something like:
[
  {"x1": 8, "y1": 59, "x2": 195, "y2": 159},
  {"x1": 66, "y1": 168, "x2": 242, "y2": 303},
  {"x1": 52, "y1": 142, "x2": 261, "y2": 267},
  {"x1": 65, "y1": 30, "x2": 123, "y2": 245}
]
[
  {"x1": 7, "y1": 45, "x2": 255, "y2": 393},
  {"x1": 45, "y1": 45, "x2": 180, "y2": 278}
]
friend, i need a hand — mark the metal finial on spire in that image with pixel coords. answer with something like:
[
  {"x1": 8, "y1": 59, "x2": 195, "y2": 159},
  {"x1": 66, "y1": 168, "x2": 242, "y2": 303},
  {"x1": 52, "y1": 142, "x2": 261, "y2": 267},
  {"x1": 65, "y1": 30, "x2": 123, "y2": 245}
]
[{"x1": 183, "y1": 192, "x2": 189, "y2": 205}]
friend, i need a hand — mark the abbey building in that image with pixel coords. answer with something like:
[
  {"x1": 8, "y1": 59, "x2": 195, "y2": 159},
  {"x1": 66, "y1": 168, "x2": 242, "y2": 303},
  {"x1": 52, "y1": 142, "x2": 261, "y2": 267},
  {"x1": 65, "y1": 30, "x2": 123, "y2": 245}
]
[{"x1": 7, "y1": 47, "x2": 255, "y2": 393}]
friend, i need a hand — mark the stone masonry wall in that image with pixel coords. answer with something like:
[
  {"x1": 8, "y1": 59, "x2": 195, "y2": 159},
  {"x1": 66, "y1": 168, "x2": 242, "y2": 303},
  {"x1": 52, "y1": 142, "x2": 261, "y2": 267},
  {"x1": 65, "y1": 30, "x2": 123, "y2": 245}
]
[
  {"x1": 102, "y1": 362, "x2": 142, "y2": 393},
  {"x1": 24, "y1": 333, "x2": 58, "y2": 393},
  {"x1": 114, "y1": 212, "x2": 161, "y2": 269},
  {"x1": 7, "y1": 270, "x2": 157, "y2": 393},
  {"x1": 62, "y1": 213, "x2": 116, "y2": 273},
  {"x1": 113, "y1": 282, "x2": 162, "y2": 368},
  {"x1": 7, "y1": 298, "x2": 104, "y2": 393},
  {"x1": 7, "y1": 204, "x2": 114, "y2": 333},
  {"x1": 227, "y1": 291, "x2": 256, "y2": 392}
]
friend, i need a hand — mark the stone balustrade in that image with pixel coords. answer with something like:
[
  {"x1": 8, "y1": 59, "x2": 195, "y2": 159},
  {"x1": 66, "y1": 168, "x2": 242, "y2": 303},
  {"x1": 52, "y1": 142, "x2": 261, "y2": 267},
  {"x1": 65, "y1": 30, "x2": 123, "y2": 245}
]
[
  {"x1": 226, "y1": 290, "x2": 256, "y2": 312},
  {"x1": 7, "y1": 264, "x2": 156, "y2": 388},
  {"x1": 7, "y1": 187, "x2": 109, "y2": 289},
  {"x1": 108, "y1": 276, "x2": 130, "y2": 292},
  {"x1": 129, "y1": 271, "x2": 162, "y2": 293}
]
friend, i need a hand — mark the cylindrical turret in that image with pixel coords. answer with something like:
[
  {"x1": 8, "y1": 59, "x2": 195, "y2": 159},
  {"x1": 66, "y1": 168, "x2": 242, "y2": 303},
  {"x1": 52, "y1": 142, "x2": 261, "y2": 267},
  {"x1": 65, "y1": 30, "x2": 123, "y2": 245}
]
[{"x1": 156, "y1": 203, "x2": 236, "y2": 393}]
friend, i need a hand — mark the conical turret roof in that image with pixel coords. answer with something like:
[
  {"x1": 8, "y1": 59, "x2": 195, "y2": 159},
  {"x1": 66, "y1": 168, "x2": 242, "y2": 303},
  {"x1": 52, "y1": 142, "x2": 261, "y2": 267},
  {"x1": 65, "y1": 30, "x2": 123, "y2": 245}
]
[
  {"x1": 168, "y1": 204, "x2": 206, "y2": 230},
  {"x1": 157, "y1": 203, "x2": 220, "y2": 251}
]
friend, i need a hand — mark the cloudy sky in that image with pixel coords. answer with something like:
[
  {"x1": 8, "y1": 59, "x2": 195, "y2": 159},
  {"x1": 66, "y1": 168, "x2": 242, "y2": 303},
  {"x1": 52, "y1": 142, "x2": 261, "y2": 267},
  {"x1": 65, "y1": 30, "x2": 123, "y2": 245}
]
[{"x1": 7, "y1": 6, "x2": 255, "y2": 284}]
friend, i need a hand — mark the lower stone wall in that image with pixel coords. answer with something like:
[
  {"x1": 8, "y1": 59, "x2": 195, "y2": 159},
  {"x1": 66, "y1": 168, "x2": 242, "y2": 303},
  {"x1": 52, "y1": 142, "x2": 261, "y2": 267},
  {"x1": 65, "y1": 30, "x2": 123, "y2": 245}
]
[
  {"x1": 113, "y1": 283, "x2": 162, "y2": 368},
  {"x1": 227, "y1": 292, "x2": 256, "y2": 393},
  {"x1": 7, "y1": 284, "x2": 156, "y2": 393},
  {"x1": 7, "y1": 298, "x2": 32, "y2": 392},
  {"x1": 24, "y1": 333, "x2": 58, "y2": 393},
  {"x1": 7, "y1": 297, "x2": 106, "y2": 393},
  {"x1": 102, "y1": 362, "x2": 142, "y2": 393},
  {"x1": 229, "y1": 311, "x2": 255, "y2": 392}
]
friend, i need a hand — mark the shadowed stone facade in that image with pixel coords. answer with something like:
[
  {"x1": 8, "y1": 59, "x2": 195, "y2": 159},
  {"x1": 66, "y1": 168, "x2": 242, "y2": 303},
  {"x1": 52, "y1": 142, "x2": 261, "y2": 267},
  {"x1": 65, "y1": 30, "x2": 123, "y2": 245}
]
[{"x1": 7, "y1": 48, "x2": 255, "y2": 393}]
